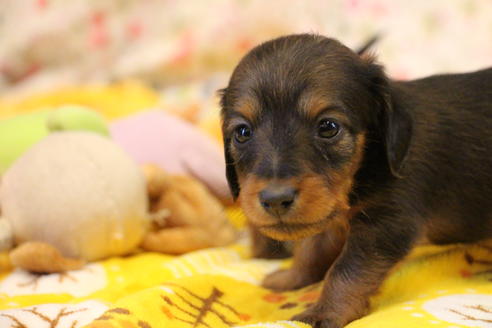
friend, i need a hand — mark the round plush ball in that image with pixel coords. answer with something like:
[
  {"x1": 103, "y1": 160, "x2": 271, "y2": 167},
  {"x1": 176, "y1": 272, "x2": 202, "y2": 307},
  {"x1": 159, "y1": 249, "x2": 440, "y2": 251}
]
[{"x1": 0, "y1": 132, "x2": 148, "y2": 261}]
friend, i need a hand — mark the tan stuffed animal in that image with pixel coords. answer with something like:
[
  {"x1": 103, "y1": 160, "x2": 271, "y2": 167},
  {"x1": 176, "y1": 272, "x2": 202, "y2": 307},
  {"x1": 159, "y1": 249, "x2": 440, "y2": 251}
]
[
  {"x1": 141, "y1": 164, "x2": 237, "y2": 254},
  {"x1": 0, "y1": 139, "x2": 236, "y2": 273},
  {"x1": 0, "y1": 132, "x2": 149, "y2": 273}
]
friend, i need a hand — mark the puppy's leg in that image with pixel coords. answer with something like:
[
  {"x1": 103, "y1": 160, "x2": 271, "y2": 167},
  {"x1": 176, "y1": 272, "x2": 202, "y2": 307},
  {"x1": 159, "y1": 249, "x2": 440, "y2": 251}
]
[
  {"x1": 250, "y1": 225, "x2": 292, "y2": 259},
  {"x1": 292, "y1": 208, "x2": 418, "y2": 328},
  {"x1": 263, "y1": 219, "x2": 347, "y2": 291}
]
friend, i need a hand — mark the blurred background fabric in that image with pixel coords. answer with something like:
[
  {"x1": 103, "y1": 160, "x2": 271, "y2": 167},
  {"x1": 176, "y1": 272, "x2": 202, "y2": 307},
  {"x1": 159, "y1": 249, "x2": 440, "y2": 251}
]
[{"x1": 1, "y1": 0, "x2": 492, "y2": 105}]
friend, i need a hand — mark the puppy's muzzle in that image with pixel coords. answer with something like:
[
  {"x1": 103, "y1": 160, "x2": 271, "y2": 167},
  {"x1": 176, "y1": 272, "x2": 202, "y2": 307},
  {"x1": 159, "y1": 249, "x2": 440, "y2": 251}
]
[{"x1": 259, "y1": 184, "x2": 298, "y2": 217}]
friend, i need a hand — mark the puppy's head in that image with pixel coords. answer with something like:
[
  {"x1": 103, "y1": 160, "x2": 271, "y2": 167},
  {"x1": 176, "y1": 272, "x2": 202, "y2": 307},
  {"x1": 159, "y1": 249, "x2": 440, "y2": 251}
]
[{"x1": 220, "y1": 34, "x2": 411, "y2": 241}]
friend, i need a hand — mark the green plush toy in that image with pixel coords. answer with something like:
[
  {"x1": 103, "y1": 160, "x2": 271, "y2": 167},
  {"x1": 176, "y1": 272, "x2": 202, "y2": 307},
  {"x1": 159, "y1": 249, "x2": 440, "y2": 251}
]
[{"x1": 0, "y1": 105, "x2": 109, "y2": 174}]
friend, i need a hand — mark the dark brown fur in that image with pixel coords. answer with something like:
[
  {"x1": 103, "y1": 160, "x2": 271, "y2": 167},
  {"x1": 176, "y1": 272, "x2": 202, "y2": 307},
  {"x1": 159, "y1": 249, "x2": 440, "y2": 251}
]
[{"x1": 220, "y1": 34, "x2": 492, "y2": 328}]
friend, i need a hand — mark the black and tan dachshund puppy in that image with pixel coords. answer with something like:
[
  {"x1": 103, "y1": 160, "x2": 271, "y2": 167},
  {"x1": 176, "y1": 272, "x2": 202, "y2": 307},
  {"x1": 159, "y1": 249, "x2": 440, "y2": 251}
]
[{"x1": 220, "y1": 34, "x2": 492, "y2": 328}]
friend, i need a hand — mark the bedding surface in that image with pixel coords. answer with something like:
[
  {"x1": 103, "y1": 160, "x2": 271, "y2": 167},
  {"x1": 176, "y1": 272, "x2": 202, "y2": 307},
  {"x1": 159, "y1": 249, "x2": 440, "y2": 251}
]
[{"x1": 0, "y1": 214, "x2": 491, "y2": 328}]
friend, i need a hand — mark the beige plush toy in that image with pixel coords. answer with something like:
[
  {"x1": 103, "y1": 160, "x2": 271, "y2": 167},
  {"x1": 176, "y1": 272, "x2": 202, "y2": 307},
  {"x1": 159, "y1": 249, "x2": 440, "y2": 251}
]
[
  {"x1": 141, "y1": 164, "x2": 237, "y2": 255},
  {"x1": 0, "y1": 132, "x2": 149, "y2": 273},
  {"x1": 0, "y1": 132, "x2": 236, "y2": 273}
]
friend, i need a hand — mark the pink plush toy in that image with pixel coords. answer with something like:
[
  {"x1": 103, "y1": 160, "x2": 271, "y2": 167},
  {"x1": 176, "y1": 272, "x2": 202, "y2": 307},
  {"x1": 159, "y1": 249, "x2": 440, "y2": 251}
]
[{"x1": 110, "y1": 110, "x2": 231, "y2": 203}]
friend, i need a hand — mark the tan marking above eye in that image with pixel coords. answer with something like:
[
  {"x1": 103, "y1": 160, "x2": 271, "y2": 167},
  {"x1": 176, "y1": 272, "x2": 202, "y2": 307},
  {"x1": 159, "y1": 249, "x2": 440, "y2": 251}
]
[
  {"x1": 298, "y1": 92, "x2": 350, "y2": 125},
  {"x1": 234, "y1": 97, "x2": 259, "y2": 122},
  {"x1": 298, "y1": 92, "x2": 332, "y2": 118}
]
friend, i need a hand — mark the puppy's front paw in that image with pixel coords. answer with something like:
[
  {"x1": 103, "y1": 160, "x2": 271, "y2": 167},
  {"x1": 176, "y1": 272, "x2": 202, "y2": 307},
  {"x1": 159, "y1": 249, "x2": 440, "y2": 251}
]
[
  {"x1": 292, "y1": 306, "x2": 341, "y2": 328},
  {"x1": 262, "y1": 268, "x2": 313, "y2": 291}
]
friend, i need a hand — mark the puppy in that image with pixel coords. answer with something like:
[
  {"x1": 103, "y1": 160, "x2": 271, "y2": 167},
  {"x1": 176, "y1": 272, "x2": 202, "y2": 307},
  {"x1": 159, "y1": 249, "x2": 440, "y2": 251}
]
[{"x1": 220, "y1": 34, "x2": 492, "y2": 328}]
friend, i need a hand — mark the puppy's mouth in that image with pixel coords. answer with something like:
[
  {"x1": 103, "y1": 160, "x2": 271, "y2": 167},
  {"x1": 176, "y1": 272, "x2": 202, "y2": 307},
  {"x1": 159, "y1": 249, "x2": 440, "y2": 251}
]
[
  {"x1": 238, "y1": 175, "x2": 352, "y2": 241},
  {"x1": 257, "y1": 209, "x2": 340, "y2": 241}
]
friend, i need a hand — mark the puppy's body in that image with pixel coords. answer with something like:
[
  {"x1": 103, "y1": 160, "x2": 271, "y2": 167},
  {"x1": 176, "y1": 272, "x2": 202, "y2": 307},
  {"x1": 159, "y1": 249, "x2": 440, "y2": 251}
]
[
  {"x1": 359, "y1": 69, "x2": 492, "y2": 245},
  {"x1": 220, "y1": 34, "x2": 492, "y2": 327}
]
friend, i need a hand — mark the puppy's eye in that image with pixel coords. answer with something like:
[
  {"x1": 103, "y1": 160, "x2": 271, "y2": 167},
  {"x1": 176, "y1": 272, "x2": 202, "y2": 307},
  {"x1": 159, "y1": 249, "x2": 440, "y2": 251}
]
[
  {"x1": 234, "y1": 124, "x2": 252, "y2": 143},
  {"x1": 318, "y1": 119, "x2": 340, "y2": 138}
]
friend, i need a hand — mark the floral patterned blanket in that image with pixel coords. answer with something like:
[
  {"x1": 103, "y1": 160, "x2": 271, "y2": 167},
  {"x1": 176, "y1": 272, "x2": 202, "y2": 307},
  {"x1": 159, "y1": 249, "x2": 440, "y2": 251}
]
[{"x1": 0, "y1": 238, "x2": 491, "y2": 328}]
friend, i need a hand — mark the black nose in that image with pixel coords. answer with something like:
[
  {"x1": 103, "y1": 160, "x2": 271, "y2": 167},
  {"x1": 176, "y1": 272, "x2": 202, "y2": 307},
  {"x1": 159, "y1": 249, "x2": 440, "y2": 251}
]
[{"x1": 259, "y1": 185, "x2": 297, "y2": 216}]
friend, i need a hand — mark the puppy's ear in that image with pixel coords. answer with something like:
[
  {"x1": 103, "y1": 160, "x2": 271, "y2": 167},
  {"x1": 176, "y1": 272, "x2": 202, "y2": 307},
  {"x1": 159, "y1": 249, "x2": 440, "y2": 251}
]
[
  {"x1": 218, "y1": 88, "x2": 241, "y2": 199},
  {"x1": 364, "y1": 58, "x2": 412, "y2": 177},
  {"x1": 383, "y1": 97, "x2": 412, "y2": 177}
]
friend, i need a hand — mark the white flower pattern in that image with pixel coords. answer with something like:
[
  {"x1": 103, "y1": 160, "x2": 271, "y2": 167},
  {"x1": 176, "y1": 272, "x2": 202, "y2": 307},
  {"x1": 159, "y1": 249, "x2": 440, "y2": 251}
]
[{"x1": 0, "y1": 264, "x2": 106, "y2": 297}]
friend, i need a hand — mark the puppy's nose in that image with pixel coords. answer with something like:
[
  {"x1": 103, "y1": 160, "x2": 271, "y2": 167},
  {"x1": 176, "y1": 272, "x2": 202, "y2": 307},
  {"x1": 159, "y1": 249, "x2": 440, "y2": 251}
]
[{"x1": 259, "y1": 185, "x2": 297, "y2": 216}]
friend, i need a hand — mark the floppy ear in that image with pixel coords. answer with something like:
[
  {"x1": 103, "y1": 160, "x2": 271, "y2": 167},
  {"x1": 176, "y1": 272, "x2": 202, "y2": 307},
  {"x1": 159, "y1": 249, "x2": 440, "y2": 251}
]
[
  {"x1": 364, "y1": 59, "x2": 413, "y2": 177},
  {"x1": 218, "y1": 88, "x2": 241, "y2": 199},
  {"x1": 383, "y1": 97, "x2": 413, "y2": 177}
]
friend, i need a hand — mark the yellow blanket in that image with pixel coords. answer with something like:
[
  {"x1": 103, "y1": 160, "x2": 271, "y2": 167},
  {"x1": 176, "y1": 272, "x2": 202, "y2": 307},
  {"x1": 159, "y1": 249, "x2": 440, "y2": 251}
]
[
  {"x1": 1, "y1": 85, "x2": 491, "y2": 328},
  {"x1": 0, "y1": 235, "x2": 491, "y2": 328}
]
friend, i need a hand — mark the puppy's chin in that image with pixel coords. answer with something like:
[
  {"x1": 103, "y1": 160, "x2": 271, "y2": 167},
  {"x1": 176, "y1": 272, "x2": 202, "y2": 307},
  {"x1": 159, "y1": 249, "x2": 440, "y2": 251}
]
[
  {"x1": 257, "y1": 220, "x2": 331, "y2": 241},
  {"x1": 253, "y1": 207, "x2": 343, "y2": 241}
]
